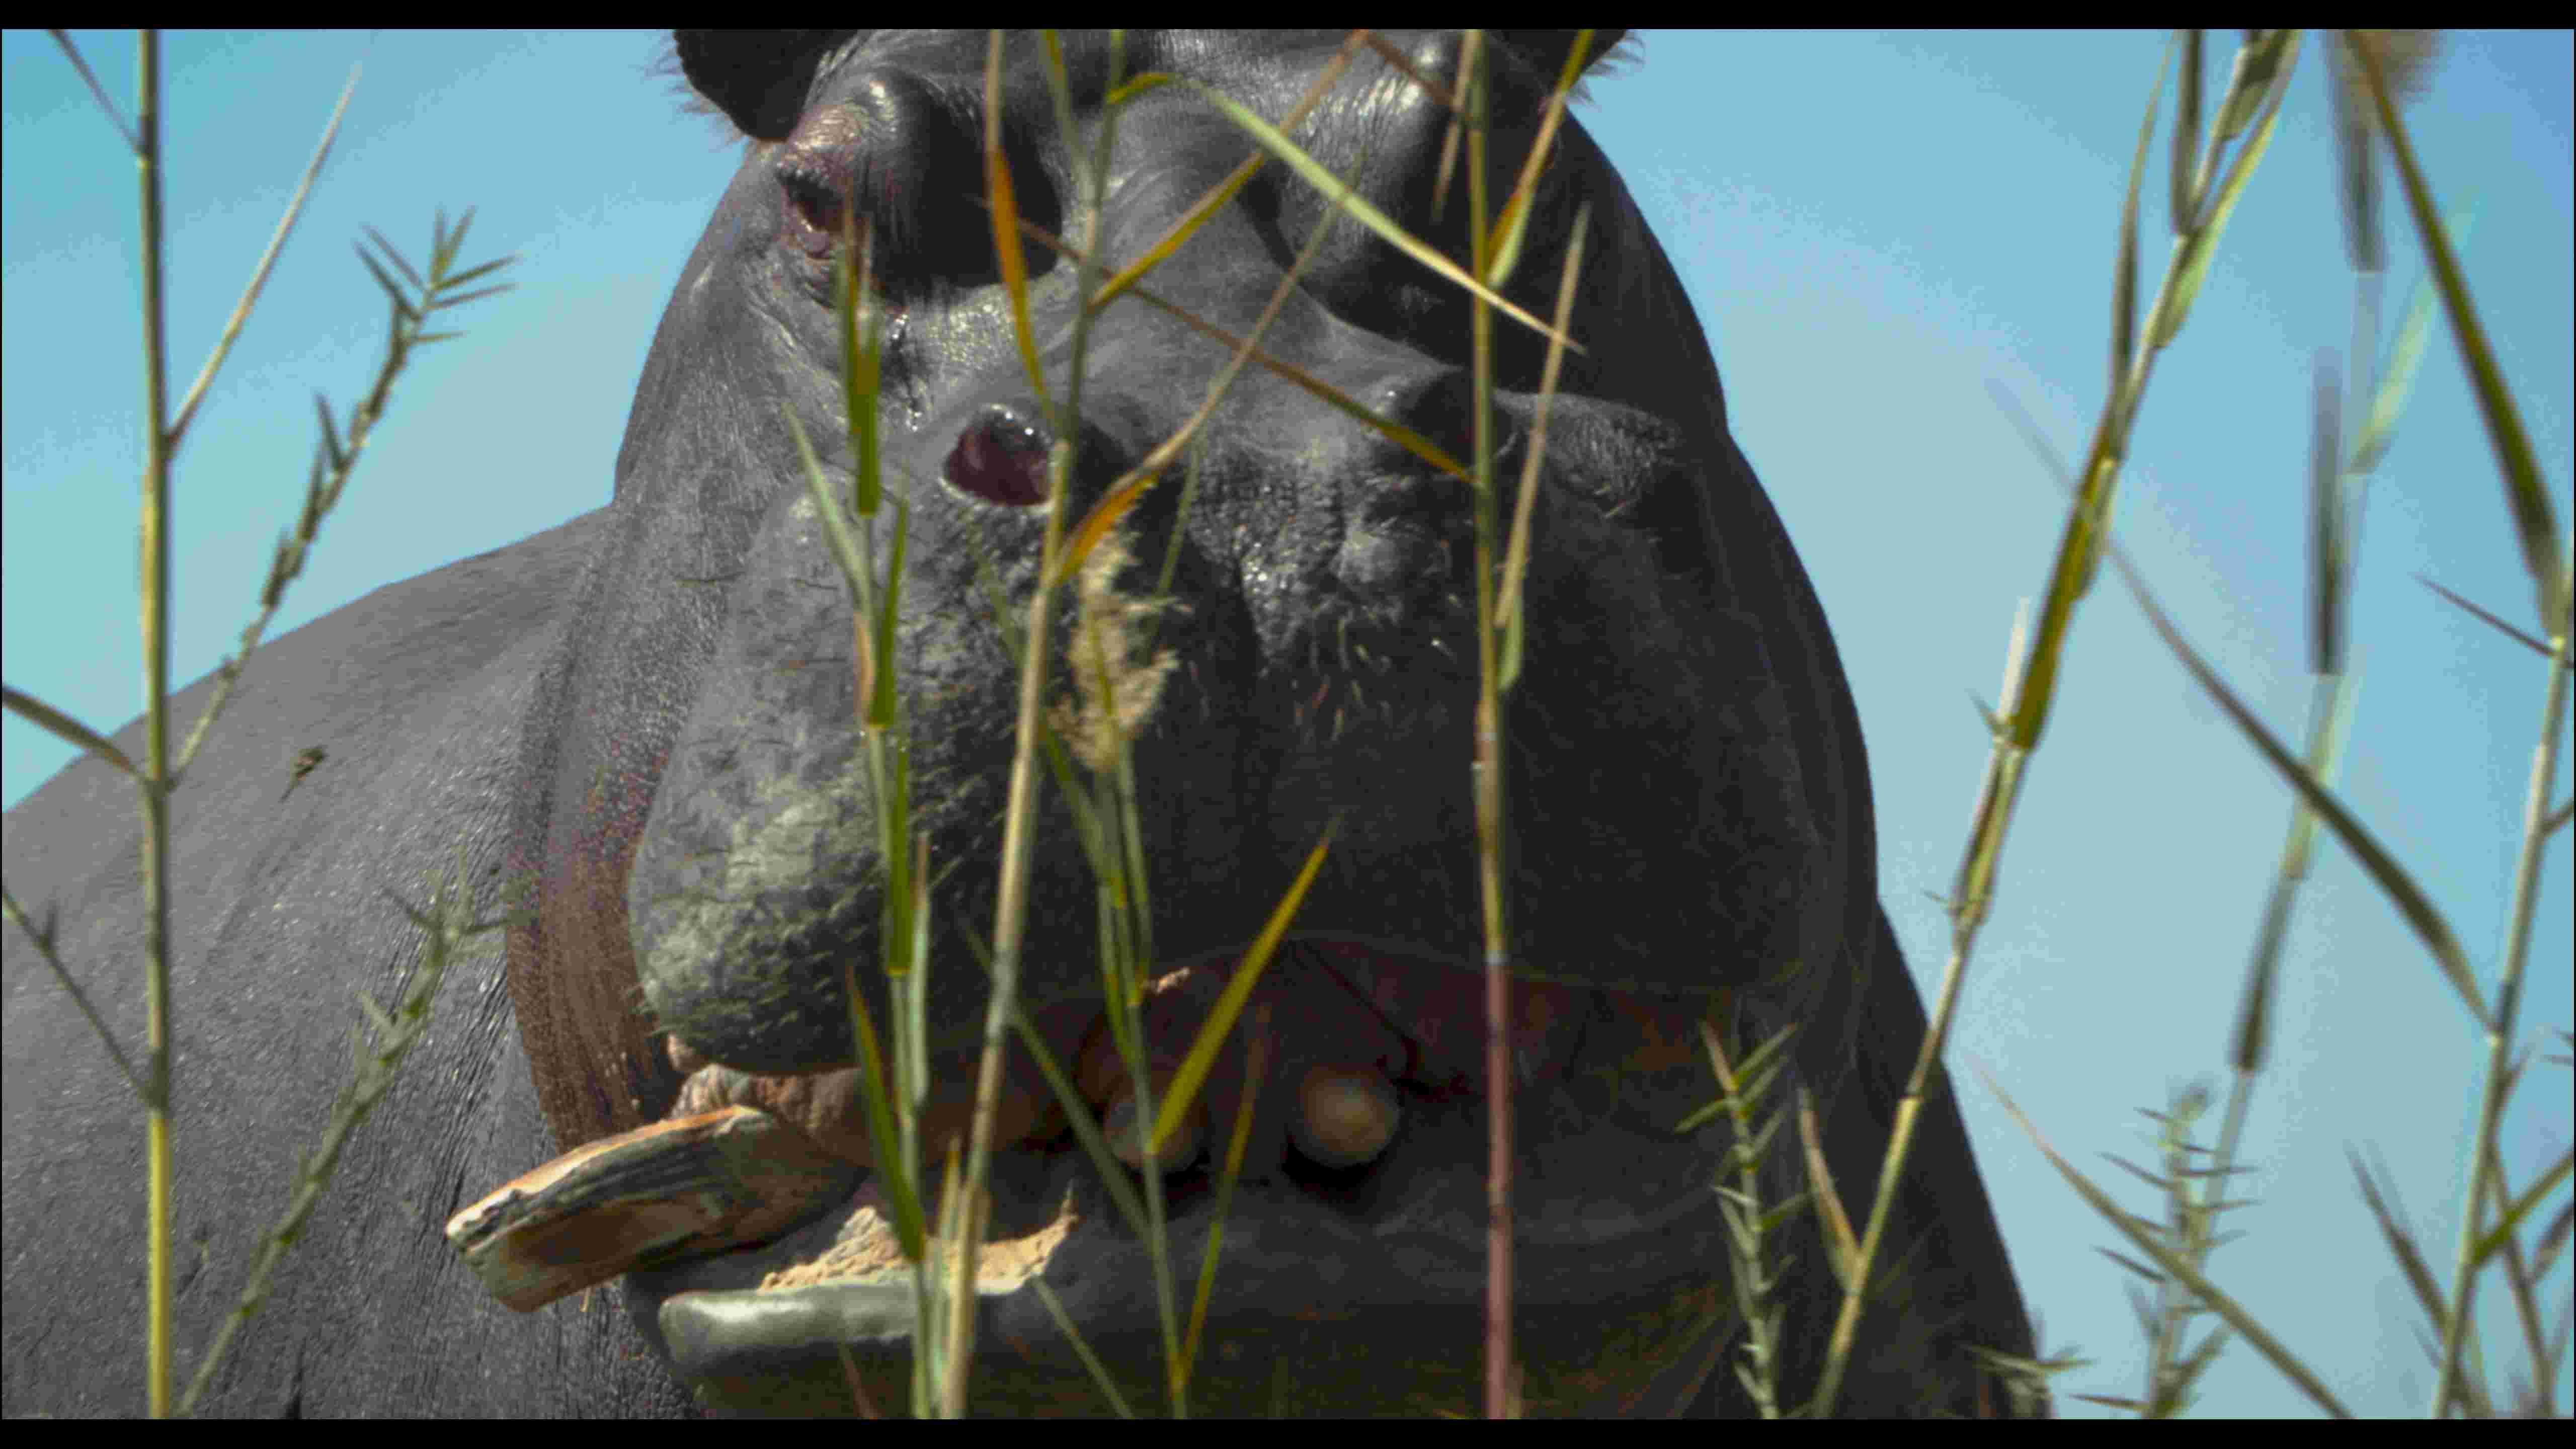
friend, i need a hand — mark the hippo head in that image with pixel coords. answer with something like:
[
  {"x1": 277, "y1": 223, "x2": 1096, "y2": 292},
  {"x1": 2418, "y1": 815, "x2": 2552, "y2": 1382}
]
[{"x1": 492, "y1": 29, "x2": 2031, "y2": 1417}]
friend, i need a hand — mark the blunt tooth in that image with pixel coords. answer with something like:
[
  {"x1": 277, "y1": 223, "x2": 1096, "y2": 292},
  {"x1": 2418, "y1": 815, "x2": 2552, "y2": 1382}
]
[
  {"x1": 444, "y1": 1106, "x2": 856, "y2": 1313},
  {"x1": 1102, "y1": 1076, "x2": 1203, "y2": 1174},
  {"x1": 1292, "y1": 1064, "x2": 1400, "y2": 1168},
  {"x1": 666, "y1": 1033, "x2": 709, "y2": 1075}
]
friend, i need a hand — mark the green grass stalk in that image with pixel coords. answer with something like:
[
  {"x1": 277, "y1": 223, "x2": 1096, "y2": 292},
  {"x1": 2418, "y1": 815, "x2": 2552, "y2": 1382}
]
[
  {"x1": 1960, "y1": 30, "x2": 2567, "y2": 1420},
  {"x1": 1458, "y1": 33, "x2": 1521, "y2": 1416},
  {"x1": 1810, "y1": 29, "x2": 2304, "y2": 1416},
  {"x1": 2342, "y1": 29, "x2": 2574, "y2": 1416},
  {"x1": 134, "y1": 32, "x2": 176, "y2": 1414},
  {"x1": 945, "y1": 26, "x2": 1124, "y2": 1414},
  {"x1": 2, "y1": 29, "x2": 515, "y2": 1416}
]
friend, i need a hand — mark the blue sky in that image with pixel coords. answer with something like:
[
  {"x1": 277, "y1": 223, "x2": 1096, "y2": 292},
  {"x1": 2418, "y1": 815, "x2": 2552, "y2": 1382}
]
[{"x1": 5, "y1": 31, "x2": 2569, "y2": 1417}]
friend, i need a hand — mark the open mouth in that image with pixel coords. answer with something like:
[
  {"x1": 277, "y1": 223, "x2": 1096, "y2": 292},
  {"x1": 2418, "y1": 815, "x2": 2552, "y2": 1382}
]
[{"x1": 449, "y1": 937, "x2": 1742, "y2": 1416}]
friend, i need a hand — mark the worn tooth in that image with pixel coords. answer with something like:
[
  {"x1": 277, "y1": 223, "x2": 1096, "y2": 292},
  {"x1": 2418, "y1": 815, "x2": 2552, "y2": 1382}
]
[
  {"x1": 445, "y1": 1106, "x2": 857, "y2": 1313},
  {"x1": 1101, "y1": 1075, "x2": 1204, "y2": 1174},
  {"x1": 673, "y1": 1061, "x2": 755, "y2": 1119},
  {"x1": 666, "y1": 1033, "x2": 709, "y2": 1075},
  {"x1": 1291, "y1": 1063, "x2": 1401, "y2": 1168}
]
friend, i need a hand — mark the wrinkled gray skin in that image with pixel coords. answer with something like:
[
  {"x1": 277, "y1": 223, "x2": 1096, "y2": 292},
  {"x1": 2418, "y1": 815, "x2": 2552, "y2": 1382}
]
[{"x1": 2, "y1": 30, "x2": 2036, "y2": 1416}]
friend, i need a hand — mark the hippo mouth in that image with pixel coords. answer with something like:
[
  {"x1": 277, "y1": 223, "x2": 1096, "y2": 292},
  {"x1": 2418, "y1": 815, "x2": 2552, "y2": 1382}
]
[{"x1": 452, "y1": 936, "x2": 1744, "y2": 1416}]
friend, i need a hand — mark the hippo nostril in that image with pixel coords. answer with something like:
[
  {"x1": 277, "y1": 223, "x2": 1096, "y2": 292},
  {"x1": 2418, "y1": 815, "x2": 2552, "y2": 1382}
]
[
  {"x1": 1372, "y1": 369, "x2": 1513, "y2": 474},
  {"x1": 944, "y1": 408, "x2": 1052, "y2": 508},
  {"x1": 1334, "y1": 525, "x2": 1442, "y2": 604}
]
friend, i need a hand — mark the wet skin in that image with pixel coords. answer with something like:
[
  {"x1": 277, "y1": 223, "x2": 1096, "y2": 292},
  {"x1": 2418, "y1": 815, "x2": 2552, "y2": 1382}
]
[{"x1": 0, "y1": 30, "x2": 2037, "y2": 1417}]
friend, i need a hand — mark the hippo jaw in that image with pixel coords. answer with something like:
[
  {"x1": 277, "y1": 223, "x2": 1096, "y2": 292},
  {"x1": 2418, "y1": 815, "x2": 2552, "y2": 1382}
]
[
  {"x1": 621, "y1": 937, "x2": 1752, "y2": 1418},
  {"x1": 595, "y1": 367, "x2": 1835, "y2": 1414}
]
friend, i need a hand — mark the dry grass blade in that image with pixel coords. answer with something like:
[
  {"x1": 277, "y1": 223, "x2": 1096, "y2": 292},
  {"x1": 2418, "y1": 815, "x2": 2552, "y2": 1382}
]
[
  {"x1": 1791, "y1": 1084, "x2": 1857, "y2": 1291},
  {"x1": 1180, "y1": 1005, "x2": 1272, "y2": 1390},
  {"x1": 1150, "y1": 825, "x2": 1335, "y2": 1156},
  {"x1": 1087, "y1": 32, "x2": 1367, "y2": 312},
  {"x1": 1060, "y1": 91, "x2": 1387, "y2": 586},
  {"x1": 1181, "y1": 80, "x2": 1580, "y2": 358},
  {"x1": 1008, "y1": 213, "x2": 1471, "y2": 485},
  {"x1": 1426, "y1": 32, "x2": 1472, "y2": 230},
  {"x1": 1480, "y1": 29, "x2": 1596, "y2": 290},
  {"x1": 1485, "y1": 39, "x2": 1601, "y2": 666},
  {"x1": 1492, "y1": 202, "x2": 1587, "y2": 686},
  {"x1": 1057, "y1": 470, "x2": 1160, "y2": 588},
  {"x1": 976, "y1": 934, "x2": 1158, "y2": 1256},
  {"x1": 988, "y1": 30, "x2": 1047, "y2": 406}
]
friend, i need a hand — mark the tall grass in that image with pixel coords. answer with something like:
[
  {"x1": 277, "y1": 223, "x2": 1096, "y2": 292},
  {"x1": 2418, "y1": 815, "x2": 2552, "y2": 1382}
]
[
  {"x1": 1, "y1": 31, "x2": 516, "y2": 1415},
  {"x1": 1931, "y1": 30, "x2": 2567, "y2": 1418}
]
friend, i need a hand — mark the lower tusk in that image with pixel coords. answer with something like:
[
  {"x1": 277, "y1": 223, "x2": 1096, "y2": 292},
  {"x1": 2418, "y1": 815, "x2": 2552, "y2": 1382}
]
[
  {"x1": 445, "y1": 1106, "x2": 857, "y2": 1312},
  {"x1": 1291, "y1": 1064, "x2": 1401, "y2": 1168}
]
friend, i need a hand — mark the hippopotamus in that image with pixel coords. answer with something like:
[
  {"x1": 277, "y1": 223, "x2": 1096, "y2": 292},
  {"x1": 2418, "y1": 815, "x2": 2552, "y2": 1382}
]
[{"x1": 3, "y1": 30, "x2": 2038, "y2": 1417}]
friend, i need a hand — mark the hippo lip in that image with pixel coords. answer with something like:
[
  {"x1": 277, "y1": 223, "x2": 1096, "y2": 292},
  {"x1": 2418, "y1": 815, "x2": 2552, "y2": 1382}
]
[{"x1": 623, "y1": 940, "x2": 1739, "y2": 1416}]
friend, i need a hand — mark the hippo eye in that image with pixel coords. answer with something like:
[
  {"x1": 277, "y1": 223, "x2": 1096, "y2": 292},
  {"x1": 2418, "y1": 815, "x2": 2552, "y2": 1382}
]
[{"x1": 771, "y1": 75, "x2": 1060, "y2": 301}]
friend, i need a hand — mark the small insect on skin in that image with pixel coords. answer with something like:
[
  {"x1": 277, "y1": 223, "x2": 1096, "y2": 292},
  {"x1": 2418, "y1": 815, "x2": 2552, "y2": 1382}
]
[
  {"x1": 280, "y1": 745, "x2": 327, "y2": 801},
  {"x1": 1290, "y1": 1063, "x2": 1401, "y2": 1169}
]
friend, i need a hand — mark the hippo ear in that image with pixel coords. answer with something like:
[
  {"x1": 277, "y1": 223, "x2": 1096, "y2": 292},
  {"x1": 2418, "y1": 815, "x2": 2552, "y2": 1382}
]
[{"x1": 674, "y1": 29, "x2": 861, "y2": 141}]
